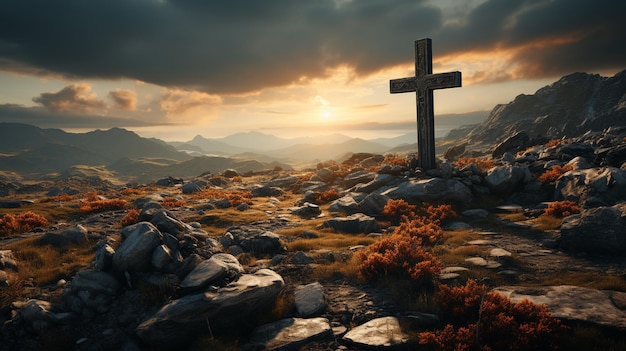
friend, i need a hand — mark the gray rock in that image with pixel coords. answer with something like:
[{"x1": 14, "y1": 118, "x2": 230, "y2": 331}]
[
  {"x1": 358, "y1": 193, "x2": 389, "y2": 217},
  {"x1": 149, "y1": 210, "x2": 192, "y2": 238},
  {"x1": 343, "y1": 316, "x2": 411, "y2": 348},
  {"x1": 228, "y1": 245, "x2": 244, "y2": 256},
  {"x1": 19, "y1": 299, "x2": 74, "y2": 330},
  {"x1": 151, "y1": 245, "x2": 173, "y2": 270},
  {"x1": 251, "y1": 185, "x2": 283, "y2": 197},
  {"x1": 70, "y1": 270, "x2": 122, "y2": 296},
  {"x1": 266, "y1": 176, "x2": 299, "y2": 188},
  {"x1": 556, "y1": 167, "x2": 626, "y2": 206},
  {"x1": 342, "y1": 170, "x2": 376, "y2": 188},
  {"x1": 461, "y1": 209, "x2": 489, "y2": 218},
  {"x1": 382, "y1": 178, "x2": 473, "y2": 203},
  {"x1": 243, "y1": 317, "x2": 332, "y2": 351},
  {"x1": 223, "y1": 169, "x2": 239, "y2": 178},
  {"x1": 136, "y1": 269, "x2": 285, "y2": 345},
  {"x1": 179, "y1": 253, "x2": 243, "y2": 289},
  {"x1": 181, "y1": 182, "x2": 202, "y2": 194},
  {"x1": 291, "y1": 251, "x2": 314, "y2": 265},
  {"x1": 352, "y1": 174, "x2": 396, "y2": 193},
  {"x1": 492, "y1": 131, "x2": 530, "y2": 158},
  {"x1": 494, "y1": 285, "x2": 626, "y2": 330},
  {"x1": 560, "y1": 204, "x2": 626, "y2": 255},
  {"x1": 295, "y1": 282, "x2": 326, "y2": 317},
  {"x1": 113, "y1": 222, "x2": 163, "y2": 273},
  {"x1": 291, "y1": 202, "x2": 321, "y2": 217},
  {"x1": 322, "y1": 213, "x2": 380, "y2": 234},
  {"x1": 328, "y1": 195, "x2": 360, "y2": 215},
  {"x1": 0, "y1": 250, "x2": 17, "y2": 271},
  {"x1": 484, "y1": 165, "x2": 532, "y2": 194},
  {"x1": 94, "y1": 243, "x2": 115, "y2": 271}
]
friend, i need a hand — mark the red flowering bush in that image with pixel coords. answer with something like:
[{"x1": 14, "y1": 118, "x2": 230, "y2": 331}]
[
  {"x1": 393, "y1": 217, "x2": 444, "y2": 246},
  {"x1": 0, "y1": 211, "x2": 49, "y2": 236},
  {"x1": 119, "y1": 209, "x2": 140, "y2": 227},
  {"x1": 382, "y1": 199, "x2": 418, "y2": 224},
  {"x1": 420, "y1": 280, "x2": 564, "y2": 351},
  {"x1": 314, "y1": 189, "x2": 340, "y2": 204},
  {"x1": 538, "y1": 164, "x2": 573, "y2": 182},
  {"x1": 383, "y1": 199, "x2": 456, "y2": 226},
  {"x1": 357, "y1": 233, "x2": 441, "y2": 283},
  {"x1": 544, "y1": 201, "x2": 580, "y2": 218}
]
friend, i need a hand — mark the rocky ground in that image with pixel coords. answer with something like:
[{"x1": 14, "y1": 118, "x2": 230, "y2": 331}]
[{"x1": 1, "y1": 127, "x2": 626, "y2": 351}]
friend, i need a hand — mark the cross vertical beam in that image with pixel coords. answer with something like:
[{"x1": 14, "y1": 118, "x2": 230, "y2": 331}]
[{"x1": 390, "y1": 38, "x2": 462, "y2": 170}]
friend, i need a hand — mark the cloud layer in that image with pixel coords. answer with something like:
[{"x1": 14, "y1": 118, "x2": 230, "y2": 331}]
[{"x1": 2, "y1": 0, "x2": 624, "y2": 95}]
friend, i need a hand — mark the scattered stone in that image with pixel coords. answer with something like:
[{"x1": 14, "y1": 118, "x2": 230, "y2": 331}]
[
  {"x1": 179, "y1": 253, "x2": 243, "y2": 290},
  {"x1": 382, "y1": 178, "x2": 473, "y2": 203},
  {"x1": 322, "y1": 213, "x2": 380, "y2": 234},
  {"x1": 328, "y1": 195, "x2": 360, "y2": 215},
  {"x1": 291, "y1": 202, "x2": 322, "y2": 217},
  {"x1": 243, "y1": 317, "x2": 332, "y2": 351},
  {"x1": 136, "y1": 269, "x2": 285, "y2": 345},
  {"x1": 494, "y1": 285, "x2": 626, "y2": 330},
  {"x1": 113, "y1": 222, "x2": 163, "y2": 273},
  {"x1": 358, "y1": 193, "x2": 390, "y2": 218},
  {"x1": 484, "y1": 165, "x2": 532, "y2": 194},
  {"x1": 181, "y1": 182, "x2": 202, "y2": 194},
  {"x1": 490, "y1": 248, "x2": 512, "y2": 257},
  {"x1": 295, "y1": 282, "x2": 326, "y2": 317},
  {"x1": 251, "y1": 185, "x2": 283, "y2": 197},
  {"x1": 291, "y1": 251, "x2": 314, "y2": 265},
  {"x1": 464, "y1": 257, "x2": 487, "y2": 266},
  {"x1": 560, "y1": 204, "x2": 626, "y2": 255},
  {"x1": 343, "y1": 316, "x2": 411, "y2": 348},
  {"x1": 467, "y1": 240, "x2": 493, "y2": 246}
]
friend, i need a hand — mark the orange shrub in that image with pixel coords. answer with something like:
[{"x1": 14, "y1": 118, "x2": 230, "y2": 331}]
[
  {"x1": 544, "y1": 200, "x2": 580, "y2": 218},
  {"x1": 119, "y1": 209, "x2": 140, "y2": 227},
  {"x1": 382, "y1": 154, "x2": 407, "y2": 167},
  {"x1": 0, "y1": 211, "x2": 49, "y2": 236},
  {"x1": 420, "y1": 280, "x2": 564, "y2": 351},
  {"x1": 120, "y1": 188, "x2": 143, "y2": 196},
  {"x1": 191, "y1": 188, "x2": 252, "y2": 207},
  {"x1": 393, "y1": 217, "x2": 444, "y2": 246},
  {"x1": 545, "y1": 139, "x2": 563, "y2": 147},
  {"x1": 79, "y1": 198, "x2": 129, "y2": 213},
  {"x1": 83, "y1": 192, "x2": 101, "y2": 202},
  {"x1": 382, "y1": 199, "x2": 418, "y2": 224},
  {"x1": 538, "y1": 164, "x2": 573, "y2": 182},
  {"x1": 161, "y1": 198, "x2": 186, "y2": 209},
  {"x1": 357, "y1": 233, "x2": 441, "y2": 284},
  {"x1": 416, "y1": 203, "x2": 457, "y2": 225},
  {"x1": 455, "y1": 157, "x2": 496, "y2": 172},
  {"x1": 314, "y1": 189, "x2": 340, "y2": 205}
]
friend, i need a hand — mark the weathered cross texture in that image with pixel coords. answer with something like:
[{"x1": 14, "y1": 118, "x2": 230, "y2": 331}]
[{"x1": 390, "y1": 38, "x2": 462, "y2": 170}]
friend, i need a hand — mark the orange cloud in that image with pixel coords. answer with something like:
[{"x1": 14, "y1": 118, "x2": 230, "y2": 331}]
[
  {"x1": 159, "y1": 89, "x2": 222, "y2": 117},
  {"x1": 32, "y1": 84, "x2": 106, "y2": 112},
  {"x1": 108, "y1": 89, "x2": 137, "y2": 111}
]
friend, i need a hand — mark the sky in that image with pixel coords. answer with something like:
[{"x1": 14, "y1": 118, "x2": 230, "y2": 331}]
[{"x1": 0, "y1": 0, "x2": 624, "y2": 142}]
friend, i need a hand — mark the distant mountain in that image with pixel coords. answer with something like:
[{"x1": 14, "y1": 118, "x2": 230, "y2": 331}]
[
  {"x1": 462, "y1": 70, "x2": 626, "y2": 145},
  {"x1": 267, "y1": 138, "x2": 390, "y2": 161},
  {"x1": 184, "y1": 135, "x2": 250, "y2": 155},
  {"x1": 0, "y1": 123, "x2": 190, "y2": 177}
]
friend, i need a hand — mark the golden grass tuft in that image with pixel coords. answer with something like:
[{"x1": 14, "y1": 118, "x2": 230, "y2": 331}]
[{"x1": 285, "y1": 233, "x2": 377, "y2": 252}]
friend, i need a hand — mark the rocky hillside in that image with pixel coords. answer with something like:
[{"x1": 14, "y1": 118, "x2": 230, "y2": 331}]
[{"x1": 460, "y1": 70, "x2": 626, "y2": 146}]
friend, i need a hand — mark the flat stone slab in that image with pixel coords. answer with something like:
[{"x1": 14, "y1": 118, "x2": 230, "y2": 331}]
[
  {"x1": 465, "y1": 257, "x2": 487, "y2": 266},
  {"x1": 343, "y1": 316, "x2": 411, "y2": 348},
  {"x1": 494, "y1": 285, "x2": 626, "y2": 330},
  {"x1": 295, "y1": 282, "x2": 326, "y2": 317},
  {"x1": 490, "y1": 248, "x2": 512, "y2": 257},
  {"x1": 243, "y1": 317, "x2": 332, "y2": 351},
  {"x1": 441, "y1": 266, "x2": 469, "y2": 274}
]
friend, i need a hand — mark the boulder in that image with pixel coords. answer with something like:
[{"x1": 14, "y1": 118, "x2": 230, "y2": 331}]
[
  {"x1": 151, "y1": 245, "x2": 173, "y2": 270},
  {"x1": 556, "y1": 167, "x2": 626, "y2": 206},
  {"x1": 381, "y1": 178, "x2": 473, "y2": 203},
  {"x1": 358, "y1": 193, "x2": 389, "y2": 218},
  {"x1": 483, "y1": 165, "x2": 532, "y2": 194},
  {"x1": 343, "y1": 316, "x2": 412, "y2": 348},
  {"x1": 291, "y1": 202, "x2": 321, "y2": 218},
  {"x1": 251, "y1": 185, "x2": 283, "y2": 197},
  {"x1": 266, "y1": 176, "x2": 299, "y2": 189},
  {"x1": 328, "y1": 195, "x2": 360, "y2": 215},
  {"x1": 149, "y1": 210, "x2": 192, "y2": 238},
  {"x1": 352, "y1": 174, "x2": 396, "y2": 193},
  {"x1": 19, "y1": 300, "x2": 74, "y2": 331},
  {"x1": 69, "y1": 270, "x2": 122, "y2": 296},
  {"x1": 243, "y1": 317, "x2": 332, "y2": 351},
  {"x1": 39, "y1": 224, "x2": 89, "y2": 247},
  {"x1": 181, "y1": 182, "x2": 202, "y2": 194},
  {"x1": 113, "y1": 222, "x2": 163, "y2": 273},
  {"x1": 136, "y1": 269, "x2": 285, "y2": 345},
  {"x1": 223, "y1": 169, "x2": 239, "y2": 178},
  {"x1": 294, "y1": 282, "x2": 326, "y2": 317},
  {"x1": 443, "y1": 143, "x2": 466, "y2": 161},
  {"x1": 492, "y1": 131, "x2": 530, "y2": 158},
  {"x1": 342, "y1": 170, "x2": 376, "y2": 188},
  {"x1": 494, "y1": 285, "x2": 626, "y2": 330},
  {"x1": 322, "y1": 213, "x2": 380, "y2": 234},
  {"x1": 179, "y1": 253, "x2": 243, "y2": 290},
  {"x1": 559, "y1": 204, "x2": 626, "y2": 255}
]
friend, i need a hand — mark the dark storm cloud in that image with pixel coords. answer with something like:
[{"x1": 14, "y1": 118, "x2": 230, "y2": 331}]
[{"x1": 1, "y1": 0, "x2": 624, "y2": 94}]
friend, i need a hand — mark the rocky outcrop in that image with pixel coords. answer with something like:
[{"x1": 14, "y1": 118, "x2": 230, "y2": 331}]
[
  {"x1": 559, "y1": 203, "x2": 626, "y2": 255},
  {"x1": 494, "y1": 285, "x2": 626, "y2": 330},
  {"x1": 343, "y1": 316, "x2": 412, "y2": 348},
  {"x1": 243, "y1": 317, "x2": 332, "y2": 351},
  {"x1": 136, "y1": 269, "x2": 285, "y2": 345},
  {"x1": 381, "y1": 177, "x2": 473, "y2": 203}
]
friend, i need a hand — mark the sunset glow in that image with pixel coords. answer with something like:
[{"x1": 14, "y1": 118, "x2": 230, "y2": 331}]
[{"x1": 0, "y1": 1, "x2": 623, "y2": 141}]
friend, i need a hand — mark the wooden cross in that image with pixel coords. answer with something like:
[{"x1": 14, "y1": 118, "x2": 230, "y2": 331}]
[{"x1": 390, "y1": 38, "x2": 462, "y2": 170}]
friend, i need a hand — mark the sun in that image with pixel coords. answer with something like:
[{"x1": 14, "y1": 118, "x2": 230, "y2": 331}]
[{"x1": 321, "y1": 109, "x2": 331, "y2": 121}]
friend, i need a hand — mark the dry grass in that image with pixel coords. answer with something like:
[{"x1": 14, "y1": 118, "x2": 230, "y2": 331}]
[
  {"x1": 311, "y1": 254, "x2": 364, "y2": 282},
  {"x1": 285, "y1": 232, "x2": 377, "y2": 251},
  {"x1": 531, "y1": 272, "x2": 626, "y2": 292},
  {"x1": 533, "y1": 214, "x2": 564, "y2": 230},
  {"x1": 4, "y1": 237, "x2": 94, "y2": 286}
]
